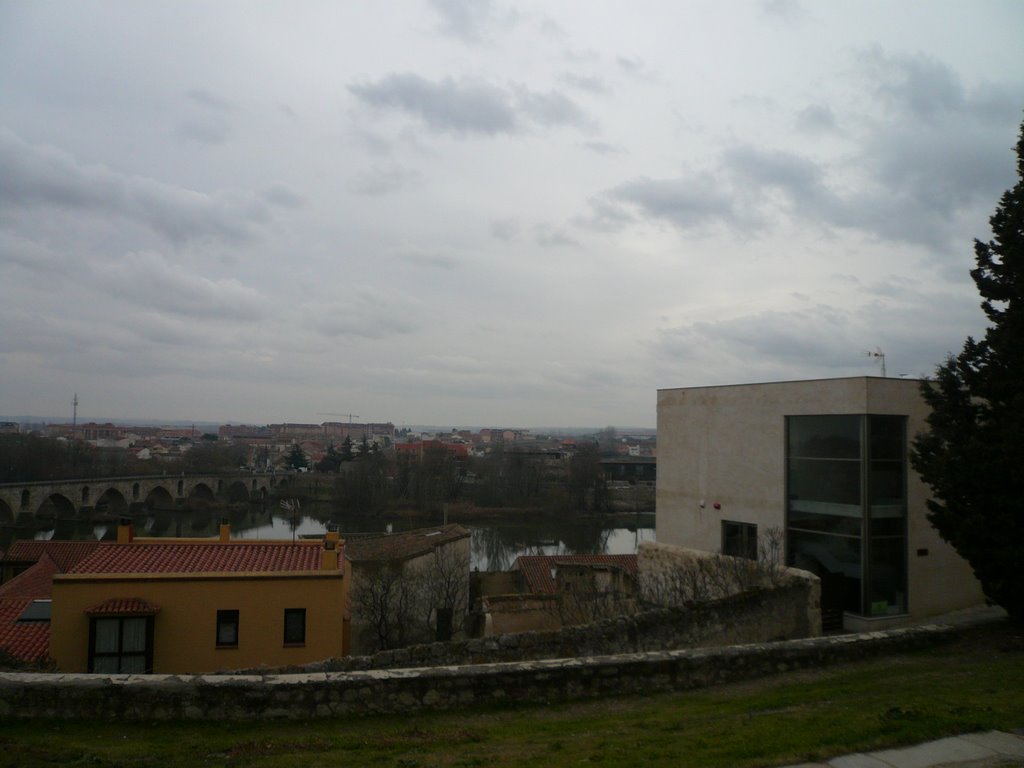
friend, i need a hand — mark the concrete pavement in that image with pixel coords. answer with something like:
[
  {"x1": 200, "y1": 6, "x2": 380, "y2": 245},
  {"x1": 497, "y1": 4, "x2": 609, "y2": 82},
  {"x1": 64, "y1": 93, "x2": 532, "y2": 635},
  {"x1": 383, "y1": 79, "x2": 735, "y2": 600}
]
[{"x1": 781, "y1": 731, "x2": 1024, "y2": 768}]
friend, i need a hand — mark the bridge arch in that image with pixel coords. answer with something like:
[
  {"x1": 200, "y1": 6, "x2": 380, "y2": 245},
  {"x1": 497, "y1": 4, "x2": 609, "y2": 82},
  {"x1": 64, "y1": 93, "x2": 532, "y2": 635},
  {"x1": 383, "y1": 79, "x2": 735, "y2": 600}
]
[
  {"x1": 224, "y1": 481, "x2": 249, "y2": 504},
  {"x1": 94, "y1": 487, "x2": 129, "y2": 517},
  {"x1": 0, "y1": 498, "x2": 13, "y2": 524},
  {"x1": 144, "y1": 486, "x2": 175, "y2": 511},
  {"x1": 188, "y1": 483, "x2": 216, "y2": 507},
  {"x1": 35, "y1": 493, "x2": 77, "y2": 521}
]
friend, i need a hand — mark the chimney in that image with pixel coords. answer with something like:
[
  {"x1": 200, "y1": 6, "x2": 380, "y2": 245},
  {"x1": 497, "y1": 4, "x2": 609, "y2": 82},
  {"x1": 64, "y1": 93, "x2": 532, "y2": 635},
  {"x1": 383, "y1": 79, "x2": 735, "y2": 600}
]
[
  {"x1": 117, "y1": 517, "x2": 134, "y2": 544},
  {"x1": 219, "y1": 518, "x2": 231, "y2": 543},
  {"x1": 321, "y1": 524, "x2": 341, "y2": 570}
]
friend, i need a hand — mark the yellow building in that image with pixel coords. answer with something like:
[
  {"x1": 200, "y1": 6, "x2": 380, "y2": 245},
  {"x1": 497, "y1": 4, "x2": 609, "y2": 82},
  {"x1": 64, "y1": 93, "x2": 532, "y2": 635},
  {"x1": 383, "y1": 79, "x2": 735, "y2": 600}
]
[{"x1": 48, "y1": 523, "x2": 350, "y2": 674}]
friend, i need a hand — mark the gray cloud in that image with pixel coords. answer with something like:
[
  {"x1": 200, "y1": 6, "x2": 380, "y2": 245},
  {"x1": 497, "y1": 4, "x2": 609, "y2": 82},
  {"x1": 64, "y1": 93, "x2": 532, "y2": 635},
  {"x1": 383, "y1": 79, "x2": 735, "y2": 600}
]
[
  {"x1": 175, "y1": 121, "x2": 229, "y2": 145},
  {"x1": 795, "y1": 104, "x2": 838, "y2": 134},
  {"x1": 575, "y1": 195, "x2": 636, "y2": 232},
  {"x1": 351, "y1": 165, "x2": 421, "y2": 196},
  {"x1": 0, "y1": 231, "x2": 62, "y2": 272},
  {"x1": 598, "y1": 173, "x2": 745, "y2": 233},
  {"x1": 261, "y1": 184, "x2": 306, "y2": 209},
  {"x1": 654, "y1": 275, "x2": 985, "y2": 385},
  {"x1": 561, "y1": 73, "x2": 609, "y2": 95},
  {"x1": 92, "y1": 250, "x2": 267, "y2": 321},
  {"x1": 490, "y1": 218, "x2": 520, "y2": 240},
  {"x1": 761, "y1": 0, "x2": 807, "y2": 24},
  {"x1": 590, "y1": 69, "x2": 1020, "y2": 252},
  {"x1": 515, "y1": 87, "x2": 589, "y2": 129},
  {"x1": 186, "y1": 88, "x2": 235, "y2": 112},
  {"x1": 349, "y1": 74, "x2": 589, "y2": 137},
  {"x1": 581, "y1": 140, "x2": 623, "y2": 155},
  {"x1": 428, "y1": 0, "x2": 505, "y2": 42},
  {"x1": 349, "y1": 74, "x2": 518, "y2": 135},
  {"x1": 308, "y1": 292, "x2": 419, "y2": 340},
  {"x1": 0, "y1": 129, "x2": 268, "y2": 244},
  {"x1": 859, "y1": 48, "x2": 966, "y2": 121},
  {"x1": 534, "y1": 223, "x2": 578, "y2": 248},
  {"x1": 395, "y1": 250, "x2": 460, "y2": 270}
]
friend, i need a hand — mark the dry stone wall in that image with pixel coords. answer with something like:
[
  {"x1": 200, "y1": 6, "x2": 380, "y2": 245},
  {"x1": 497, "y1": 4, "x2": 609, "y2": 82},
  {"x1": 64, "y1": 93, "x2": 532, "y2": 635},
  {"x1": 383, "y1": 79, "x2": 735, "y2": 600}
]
[
  {"x1": 0, "y1": 624, "x2": 957, "y2": 720},
  {"x1": 305, "y1": 575, "x2": 819, "y2": 673}
]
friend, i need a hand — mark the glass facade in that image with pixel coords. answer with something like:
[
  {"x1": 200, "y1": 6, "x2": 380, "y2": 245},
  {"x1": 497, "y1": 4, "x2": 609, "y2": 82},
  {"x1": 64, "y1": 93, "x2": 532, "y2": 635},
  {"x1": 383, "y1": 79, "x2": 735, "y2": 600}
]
[{"x1": 786, "y1": 415, "x2": 907, "y2": 617}]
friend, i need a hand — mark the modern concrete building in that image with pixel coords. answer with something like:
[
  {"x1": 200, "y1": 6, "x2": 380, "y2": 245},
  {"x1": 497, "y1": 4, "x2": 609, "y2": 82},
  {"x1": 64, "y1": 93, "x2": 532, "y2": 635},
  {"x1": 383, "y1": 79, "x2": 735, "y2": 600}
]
[{"x1": 656, "y1": 376, "x2": 984, "y2": 631}]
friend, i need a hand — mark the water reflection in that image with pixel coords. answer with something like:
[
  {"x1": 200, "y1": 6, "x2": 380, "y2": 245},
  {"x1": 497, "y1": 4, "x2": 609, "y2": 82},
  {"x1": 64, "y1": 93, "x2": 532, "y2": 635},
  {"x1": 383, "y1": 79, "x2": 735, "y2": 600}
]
[
  {"x1": 3, "y1": 507, "x2": 655, "y2": 571},
  {"x1": 469, "y1": 519, "x2": 655, "y2": 571}
]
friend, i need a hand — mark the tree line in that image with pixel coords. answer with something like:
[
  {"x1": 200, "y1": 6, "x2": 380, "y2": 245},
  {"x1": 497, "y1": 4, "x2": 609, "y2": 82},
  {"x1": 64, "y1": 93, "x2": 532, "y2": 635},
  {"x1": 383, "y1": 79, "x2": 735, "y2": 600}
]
[
  {"x1": 325, "y1": 442, "x2": 611, "y2": 515},
  {"x1": 0, "y1": 434, "x2": 252, "y2": 483}
]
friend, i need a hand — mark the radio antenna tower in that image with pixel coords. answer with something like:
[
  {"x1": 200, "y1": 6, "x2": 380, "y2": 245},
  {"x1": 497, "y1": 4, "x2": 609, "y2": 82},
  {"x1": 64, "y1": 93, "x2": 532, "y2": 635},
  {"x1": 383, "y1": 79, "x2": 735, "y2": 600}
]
[{"x1": 866, "y1": 348, "x2": 886, "y2": 377}]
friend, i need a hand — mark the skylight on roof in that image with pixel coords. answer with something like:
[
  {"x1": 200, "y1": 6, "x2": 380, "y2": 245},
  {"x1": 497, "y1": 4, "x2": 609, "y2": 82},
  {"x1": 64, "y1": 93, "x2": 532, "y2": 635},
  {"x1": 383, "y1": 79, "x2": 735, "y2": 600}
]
[{"x1": 18, "y1": 599, "x2": 52, "y2": 622}]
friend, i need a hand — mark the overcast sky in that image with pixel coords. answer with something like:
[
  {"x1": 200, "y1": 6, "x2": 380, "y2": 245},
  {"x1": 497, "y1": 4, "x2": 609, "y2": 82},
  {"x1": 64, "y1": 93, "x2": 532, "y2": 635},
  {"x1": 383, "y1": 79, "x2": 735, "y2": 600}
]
[{"x1": 1, "y1": 1, "x2": 1022, "y2": 429}]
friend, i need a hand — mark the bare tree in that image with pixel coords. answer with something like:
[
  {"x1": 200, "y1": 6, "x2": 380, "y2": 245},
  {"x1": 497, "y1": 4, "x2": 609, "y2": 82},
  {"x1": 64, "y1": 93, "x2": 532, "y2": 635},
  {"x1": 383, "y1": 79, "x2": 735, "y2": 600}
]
[
  {"x1": 639, "y1": 527, "x2": 786, "y2": 609},
  {"x1": 351, "y1": 543, "x2": 471, "y2": 652},
  {"x1": 421, "y1": 545, "x2": 470, "y2": 641},
  {"x1": 351, "y1": 563, "x2": 428, "y2": 652}
]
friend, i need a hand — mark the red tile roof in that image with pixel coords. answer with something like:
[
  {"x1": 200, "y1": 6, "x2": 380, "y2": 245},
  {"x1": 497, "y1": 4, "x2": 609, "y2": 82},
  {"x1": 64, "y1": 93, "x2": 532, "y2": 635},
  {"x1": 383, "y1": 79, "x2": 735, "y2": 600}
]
[
  {"x1": 345, "y1": 524, "x2": 469, "y2": 563},
  {"x1": 0, "y1": 554, "x2": 60, "y2": 600},
  {"x1": 0, "y1": 599, "x2": 50, "y2": 664},
  {"x1": 513, "y1": 554, "x2": 638, "y2": 594},
  {"x1": 65, "y1": 541, "x2": 327, "y2": 575},
  {"x1": 85, "y1": 597, "x2": 161, "y2": 616},
  {"x1": 2, "y1": 540, "x2": 101, "y2": 572}
]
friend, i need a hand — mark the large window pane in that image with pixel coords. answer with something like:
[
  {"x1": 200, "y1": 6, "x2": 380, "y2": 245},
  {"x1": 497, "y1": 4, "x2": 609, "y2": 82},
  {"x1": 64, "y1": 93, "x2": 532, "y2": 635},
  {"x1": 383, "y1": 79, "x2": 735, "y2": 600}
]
[
  {"x1": 868, "y1": 536, "x2": 906, "y2": 615},
  {"x1": 93, "y1": 619, "x2": 120, "y2": 653},
  {"x1": 217, "y1": 610, "x2": 239, "y2": 647},
  {"x1": 788, "y1": 457, "x2": 862, "y2": 507},
  {"x1": 120, "y1": 655, "x2": 147, "y2": 674},
  {"x1": 788, "y1": 416, "x2": 861, "y2": 459},
  {"x1": 869, "y1": 416, "x2": 905, "y2": 461},
  {"x1": 787, "y1": 507, "x2": 862, "y2": 536},
  {"x1": 722, "y1": 521, "x2": 757, "y2": 560},
  {"x1": 284, "y1": 609, "x2": 306, "y2": 645},
  {"x1": 92, "y1": 656, "x2": 119, "y2": 674},
  {"x1": 869, "y1": 460, "x2": 904, "y2": 505},
  {"x1": 90, "y1": 617, "x2": 153, "y2": 674},
  {"x1": 122, "y1": 618, "x2": 147, "y2": 653},
  {"x1": 788, "y1": 529, "x2": 863, "y2": 614}
]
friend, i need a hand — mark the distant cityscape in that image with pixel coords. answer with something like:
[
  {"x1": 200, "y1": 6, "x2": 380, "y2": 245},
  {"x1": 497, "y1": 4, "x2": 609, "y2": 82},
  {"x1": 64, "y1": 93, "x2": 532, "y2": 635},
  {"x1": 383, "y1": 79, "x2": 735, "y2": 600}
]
[{"x1": 0, "y1": 417, "x2": 657, "y2": 472}]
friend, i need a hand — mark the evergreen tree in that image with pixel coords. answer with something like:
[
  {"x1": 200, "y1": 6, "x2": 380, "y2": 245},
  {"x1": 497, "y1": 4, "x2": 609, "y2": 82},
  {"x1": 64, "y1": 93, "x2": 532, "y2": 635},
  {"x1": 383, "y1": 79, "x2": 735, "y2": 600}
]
[
  {"x1": 315, "y1": 443, "x2": 342, "y2": 473},
  {"x1": 340, "y1": 436, "x2": 354, "y2": 462},
  {"x1": 911, "y1": 120, "x2": 1024, "y2": 623},
  {"x1": 286, "y1": 443, "x2": 308, "y2": 471}
]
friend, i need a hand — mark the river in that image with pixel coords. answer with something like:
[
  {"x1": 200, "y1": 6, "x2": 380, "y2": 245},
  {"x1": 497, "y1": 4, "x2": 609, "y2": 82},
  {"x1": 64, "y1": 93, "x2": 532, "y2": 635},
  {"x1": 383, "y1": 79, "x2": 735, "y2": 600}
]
[{"x1": 3, "y1": 504, "x2": 656, "y2": 572}]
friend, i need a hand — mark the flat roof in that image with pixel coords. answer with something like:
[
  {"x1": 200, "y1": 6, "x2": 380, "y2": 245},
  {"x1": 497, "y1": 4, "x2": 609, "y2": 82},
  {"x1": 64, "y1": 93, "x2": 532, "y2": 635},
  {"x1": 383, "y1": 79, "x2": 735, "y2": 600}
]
[{"x1": 657, "y1": 375, "x2": 924, "y2": 394}]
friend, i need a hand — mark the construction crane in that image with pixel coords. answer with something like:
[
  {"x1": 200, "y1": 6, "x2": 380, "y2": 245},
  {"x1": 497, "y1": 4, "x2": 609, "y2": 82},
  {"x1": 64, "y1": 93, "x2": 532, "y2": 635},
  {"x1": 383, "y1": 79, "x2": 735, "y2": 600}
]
[{"x1": 317, "y1": 412, "x2": 360, "y2": 423}]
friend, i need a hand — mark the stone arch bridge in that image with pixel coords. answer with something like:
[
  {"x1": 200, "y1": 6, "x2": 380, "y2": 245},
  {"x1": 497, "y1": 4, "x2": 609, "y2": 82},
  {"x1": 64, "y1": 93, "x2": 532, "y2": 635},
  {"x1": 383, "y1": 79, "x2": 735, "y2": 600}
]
[{"x1": 0, "y1": 474, "x2": 293, "y2": 524}]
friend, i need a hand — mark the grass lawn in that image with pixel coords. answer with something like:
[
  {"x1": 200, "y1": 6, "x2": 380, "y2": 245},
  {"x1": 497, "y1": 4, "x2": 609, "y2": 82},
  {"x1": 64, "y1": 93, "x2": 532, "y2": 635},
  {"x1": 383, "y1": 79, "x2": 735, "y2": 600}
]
[{"x1": 1, "y1": 624, "x2": 1021, "y2": 768}]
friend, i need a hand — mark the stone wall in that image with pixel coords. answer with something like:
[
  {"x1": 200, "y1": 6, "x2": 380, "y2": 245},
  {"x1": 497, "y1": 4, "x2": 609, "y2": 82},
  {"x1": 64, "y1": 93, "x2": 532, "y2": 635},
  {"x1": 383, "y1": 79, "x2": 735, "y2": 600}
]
[
  {"x1": 0, "y1": 624, "x2": 956, "y2": 720},
  {"x1": 304, "y1": 574, "x2": 819, "y2": 673}
]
